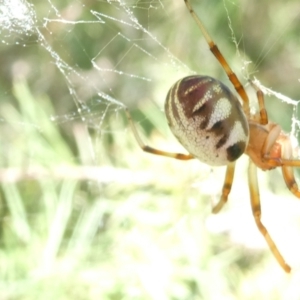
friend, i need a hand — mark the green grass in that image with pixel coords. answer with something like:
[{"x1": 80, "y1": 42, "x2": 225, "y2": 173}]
[
  {"x1": 0, "y1": 79, "x2": 300, "y2": 299},
  {"x1": 1, "y1": 0, "x2": 300, "y2": 299}
]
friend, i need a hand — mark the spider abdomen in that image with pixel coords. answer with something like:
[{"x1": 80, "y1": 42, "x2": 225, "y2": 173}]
[{"x1": 165, "y1": 75, "x2": 249, "y2": 166}]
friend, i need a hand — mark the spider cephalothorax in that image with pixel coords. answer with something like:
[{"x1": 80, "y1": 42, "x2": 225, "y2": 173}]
[{"x1": 126, "y1": 0, "x2": 300, "y2": 273}]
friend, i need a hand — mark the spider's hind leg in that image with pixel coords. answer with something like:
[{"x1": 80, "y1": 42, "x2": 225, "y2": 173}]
[
  {"x1": 183, "y1": 0, "x2": 250, "y2": 116},
  {"x1": 125, "y1": 108, "x2": 194, "y2": 160}
]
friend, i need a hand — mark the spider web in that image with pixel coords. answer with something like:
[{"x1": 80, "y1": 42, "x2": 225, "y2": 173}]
[
  {"x1": 0, "y1": 0, "x2": 196, "y2": 167},
  {"x1": 1, "y1": 0, "x2": 299, "y2": 165},
  {"x1": 1, "y1": 0, "x2": 300, "y2": 294}
]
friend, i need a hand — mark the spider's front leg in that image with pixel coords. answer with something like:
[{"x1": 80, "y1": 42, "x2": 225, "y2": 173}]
[
  {"x1": 248, "y1": 160, "x2": 291, "y2": 273},
  {"x1": 212, "y1": 162, "x2": 236, "y2": 213}
]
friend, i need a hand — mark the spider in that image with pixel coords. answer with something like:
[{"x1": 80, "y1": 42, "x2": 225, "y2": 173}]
[{"x1": 125, "y1": 0, "x2": 300, "y2": 273}]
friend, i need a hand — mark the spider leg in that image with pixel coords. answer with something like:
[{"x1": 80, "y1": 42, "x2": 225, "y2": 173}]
[
  {"x1": 261, "y1": 124, "x2": 281, "y2": 156},
  {"x1": 212, "y1": 162, "x2": 235, "y2": 213},
  {"x1": 183, "y1": 0, "x2": 250, "y2": 117},
  {"x1": 260, "y1": 125, "x2": 300, "y2": 167},
  {"x1": 281, "y1": 138, "x2": 300, "y2": 197},
  {"x1": 248, "y1": 160, "x2": 291, "y2": 273},
  {"x1": 125, "y1": 108, "x2": 194, "y2": 160},
  {"x1": 249, "y1": 81, "x2": 268, "y2": 125},
  {"x1": 255, "y1": 122, "x2": 300, "y2": 196}
]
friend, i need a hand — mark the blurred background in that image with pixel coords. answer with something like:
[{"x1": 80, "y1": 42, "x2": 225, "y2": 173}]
[{"x1": 1, "y1": 0, "x2": 300, "y2": 299}]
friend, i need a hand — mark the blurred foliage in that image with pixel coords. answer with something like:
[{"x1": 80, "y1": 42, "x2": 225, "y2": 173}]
[{"x1": 1, "y1": 0, "x2": 300, "y2": 299}]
